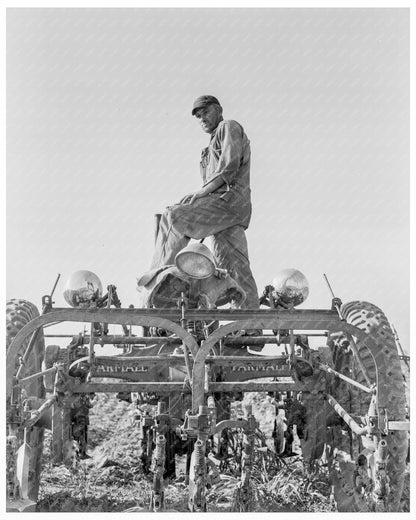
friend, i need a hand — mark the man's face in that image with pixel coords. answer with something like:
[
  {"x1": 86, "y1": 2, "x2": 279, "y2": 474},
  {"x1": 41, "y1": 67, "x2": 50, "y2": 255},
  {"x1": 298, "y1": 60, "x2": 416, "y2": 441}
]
[{"x1": 194, "y1": 104, "x2": 222, "y2": 133}]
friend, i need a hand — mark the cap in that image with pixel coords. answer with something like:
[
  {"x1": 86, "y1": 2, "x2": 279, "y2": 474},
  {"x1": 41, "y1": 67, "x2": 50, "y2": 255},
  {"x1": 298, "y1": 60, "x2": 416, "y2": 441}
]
[{"x1": 192, "y1": 95, "x2": 221, "y2": 116}]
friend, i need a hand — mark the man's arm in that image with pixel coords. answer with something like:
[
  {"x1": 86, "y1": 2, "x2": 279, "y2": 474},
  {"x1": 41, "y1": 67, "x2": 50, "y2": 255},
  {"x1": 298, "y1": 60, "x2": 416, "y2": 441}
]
[{"x1": 211, "y1": 120, "x2": 244, "y2": 187}]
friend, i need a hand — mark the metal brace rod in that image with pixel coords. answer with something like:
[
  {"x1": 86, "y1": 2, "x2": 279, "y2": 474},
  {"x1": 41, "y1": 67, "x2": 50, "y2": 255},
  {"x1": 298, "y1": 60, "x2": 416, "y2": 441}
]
[
  {"x1": 73, "y1": 381, "x2": 302, "y2": 394},
  {"x1": 22, "y1": 395, "x2": 58, "y2": 429},
  {"x1": 88, "y1": 322, "x2": 95, "y2": 368},
  {"x1": 180, "y1": 292, "x2": 193, "y2": 382},
  {"x1": 15, "y1": 330, "x2": 41, "y2": 381},
  {"x1": 215, "y1": 419, "x2": 248, "y2": 434},
  {"x1": 43, "y1": 333, "x2": 328, "y2": 343},
  {"x1": 318, "y1": 363, "x2": 374, "y2": 394},
  {"x1": 391, "y1": 323, "x2": 410, "y2": 370},
  {"x1": 388, "y1": 421, "x2": 410, "y2": 431},
  {"x1": 15, "y1": 274, "x2": 60, "y2": 381},
  {"x1": 16, "y1": 366, "x2": 57, "y2": 385},
  {"x1": 209, "y1": 382, "x2": 299, "y2": 392},
  {"x1": 323, "y1": 273, "x2": 343, "y2": 319},
  {"x1": 326, "y1": 394, "x2": 368, "y2": 436}
]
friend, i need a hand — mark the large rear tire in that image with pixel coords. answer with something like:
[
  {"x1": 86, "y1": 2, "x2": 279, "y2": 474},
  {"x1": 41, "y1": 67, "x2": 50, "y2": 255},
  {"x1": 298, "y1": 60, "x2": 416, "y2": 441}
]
[
  {"x1": 6, "y1": 299, "x2": 46, "y2": 505},
  {"x1": 327, "y1": 301, "x2": 408, "y2": 512}
]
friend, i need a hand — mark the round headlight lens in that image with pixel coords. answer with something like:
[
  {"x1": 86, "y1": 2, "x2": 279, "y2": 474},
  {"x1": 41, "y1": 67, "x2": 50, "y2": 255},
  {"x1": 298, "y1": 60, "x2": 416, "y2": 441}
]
[
  {"x1": 175, "y1": 243, "x2": 216, "y2": 279},
  {"x1": 63, "y1": 270, "x2": 103, "y2": 307},
  {"x1": 271, "y1": 268, "x2": 309, "y2": 306}
]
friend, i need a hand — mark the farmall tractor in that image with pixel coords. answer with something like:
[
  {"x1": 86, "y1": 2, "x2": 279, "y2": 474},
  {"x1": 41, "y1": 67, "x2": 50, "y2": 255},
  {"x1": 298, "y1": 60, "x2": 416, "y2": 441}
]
[{"x1": 6, "y1": 224, "x2": 410, "y2": 512}]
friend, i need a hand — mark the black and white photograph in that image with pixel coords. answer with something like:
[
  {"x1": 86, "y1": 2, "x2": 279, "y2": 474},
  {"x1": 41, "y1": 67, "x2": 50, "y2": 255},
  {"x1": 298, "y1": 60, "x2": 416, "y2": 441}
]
[{"x1": 4, "y1": 4, "x2": 411, "y2": 514}]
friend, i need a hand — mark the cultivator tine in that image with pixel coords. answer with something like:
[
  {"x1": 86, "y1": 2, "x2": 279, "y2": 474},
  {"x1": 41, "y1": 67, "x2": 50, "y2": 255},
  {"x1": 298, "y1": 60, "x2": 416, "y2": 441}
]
[
  {"x1": 188, "y1": 438, "x2": 207, "y2": 512},
  {"x1": 234, "y1": 406, "x2": 256, "y2": 512},
  {"x1": 62, "y1": 401, "x2": 73, "y2": 466},
  {"x1": 373, "y1": 439, "x2": 390, "y2": 503},
  {"x1": 51, "y1": 400, "x2": 74, "y2": 465},
  {"x1": 14, "y1": 399, "x2": 35, "y2": 500},
  {"x1": 51, "y1": 402, "x2": 63, "y2": 463},
  {"x1": 150, "y1": 434, "x2": 166, "y2": 512},
  {"x1": 15, "y1": 428, "x2": 31, "y2": 499}
]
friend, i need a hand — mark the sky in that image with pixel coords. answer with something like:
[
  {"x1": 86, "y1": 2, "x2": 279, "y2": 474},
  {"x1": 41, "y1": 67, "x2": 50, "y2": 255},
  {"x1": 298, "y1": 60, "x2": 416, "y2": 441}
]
[{"x1": 6, "y1": 7, "x2": 410, "y2": 352}]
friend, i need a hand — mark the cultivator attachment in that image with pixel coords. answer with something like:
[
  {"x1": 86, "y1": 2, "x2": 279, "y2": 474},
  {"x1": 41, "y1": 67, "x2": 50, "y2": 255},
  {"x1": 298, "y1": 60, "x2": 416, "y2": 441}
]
[{"x1": 6, "y1": 270, "x2": 409, "y2": 512}]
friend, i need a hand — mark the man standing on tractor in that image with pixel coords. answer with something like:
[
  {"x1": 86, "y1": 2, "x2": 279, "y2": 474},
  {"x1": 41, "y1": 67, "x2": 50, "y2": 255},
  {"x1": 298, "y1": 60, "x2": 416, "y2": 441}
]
[{"x1": 138, "y1": 95, "x2": 259, "y2": 310}]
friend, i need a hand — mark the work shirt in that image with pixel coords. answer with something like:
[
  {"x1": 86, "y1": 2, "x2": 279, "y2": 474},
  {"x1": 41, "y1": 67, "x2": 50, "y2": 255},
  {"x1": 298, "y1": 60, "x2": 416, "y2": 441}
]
[
  {"x1": 140, "y1": 118, "x2": 258, "y2": 307},
  {"x1": 200, "y1": 119, "x2": 252, "y2": 228}
]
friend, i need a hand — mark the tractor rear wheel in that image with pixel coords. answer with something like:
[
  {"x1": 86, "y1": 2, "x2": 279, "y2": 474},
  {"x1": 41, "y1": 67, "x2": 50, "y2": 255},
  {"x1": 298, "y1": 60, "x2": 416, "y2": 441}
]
[
  {"x1": 327, "y1": 301, "x2": 408, "y2": 512},
  {"x1": 6, "y1": 299, "x2": 46, "y2": 508}
]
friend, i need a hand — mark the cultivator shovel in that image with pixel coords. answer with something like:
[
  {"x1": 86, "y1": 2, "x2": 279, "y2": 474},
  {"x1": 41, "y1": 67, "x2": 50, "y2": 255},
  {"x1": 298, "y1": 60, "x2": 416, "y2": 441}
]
[{"x1": 15, "y1": 428, "x2": 31, "y2": 500}]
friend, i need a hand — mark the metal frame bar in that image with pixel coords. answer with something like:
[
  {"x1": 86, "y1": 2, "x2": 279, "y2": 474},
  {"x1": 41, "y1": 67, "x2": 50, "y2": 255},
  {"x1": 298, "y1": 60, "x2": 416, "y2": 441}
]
[
  {"x1": 6, "y1": 308, "x2": 201, "y2": 394},
  {"x1": 388, "y1": 421, "x2": 410, "y2": 431},
  {"x1": 326, "y1": 394, "x2": 367, "y2": 436},
  {"x1": 72, "y1": 381, "x2": 302, "y2": 394},
  {"x1": 7, "y1": 306, "x2": 381, "y2": 413},
  {"x1": 17, "y1": 366, "x2": 57, "y2": 385},
  {"x1": 91, "y1": 354, "x2": 291, "y2": 367},
  {"x1": 7, "y1": 306, "x2": 340, "y2": 322},
  {"x1": 318, "y1": 363, "x2": 374, "y2": 394},
  {"x1": 190, "y1": 317, "x2": 372, "y2": 411},
  {"x1": 22, "y1": 395, "x2": 57, "y2": 429}
]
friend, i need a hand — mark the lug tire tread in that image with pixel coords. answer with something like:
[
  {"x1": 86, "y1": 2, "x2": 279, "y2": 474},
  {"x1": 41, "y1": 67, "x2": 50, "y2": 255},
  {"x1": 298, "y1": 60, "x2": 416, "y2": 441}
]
[
  {"x1": 6, "y1": 299, "x2": 45, "y2": 502},
  {"x1": 328, "y1": 301, "x2": 408, "y2": 512}
]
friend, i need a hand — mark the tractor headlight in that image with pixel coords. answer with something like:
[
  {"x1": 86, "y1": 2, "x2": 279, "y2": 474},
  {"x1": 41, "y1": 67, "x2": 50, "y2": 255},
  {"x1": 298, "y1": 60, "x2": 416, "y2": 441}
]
[
  {"x1": 175, "y1": 243, "x2": 216, "y2": 279},
  {"x1": 271, "y1": 268, "x2": 309, "y2": 307},
  {"x1": 63, "y1": 270, "x2": 103, "y2": 307}
]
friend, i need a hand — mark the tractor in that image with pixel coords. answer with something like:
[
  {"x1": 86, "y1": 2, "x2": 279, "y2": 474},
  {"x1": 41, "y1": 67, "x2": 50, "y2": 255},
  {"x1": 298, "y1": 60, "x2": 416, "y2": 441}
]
[{"x1": 6, "y1": 229, "x2": 409, "y2": 512}]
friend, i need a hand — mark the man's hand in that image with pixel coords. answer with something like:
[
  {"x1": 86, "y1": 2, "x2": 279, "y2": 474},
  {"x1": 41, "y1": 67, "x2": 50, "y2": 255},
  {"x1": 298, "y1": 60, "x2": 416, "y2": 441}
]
[
  {"x1": 180, "y1": 190, "x2": 206, "y2": 205},
  {"x1": 179, "y1": 176, "x2": 226, "y2": 205}
]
